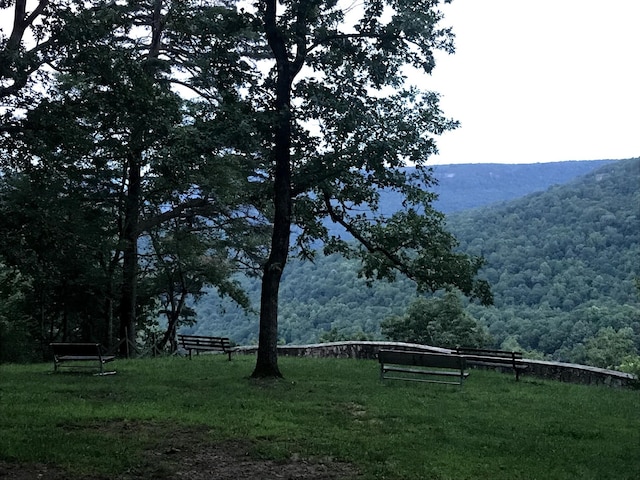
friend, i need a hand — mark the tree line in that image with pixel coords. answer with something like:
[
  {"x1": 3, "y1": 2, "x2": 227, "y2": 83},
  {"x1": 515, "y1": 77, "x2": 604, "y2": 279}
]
[{"x1": 0, "y1": 1, "x2": 491, "y2": 377}]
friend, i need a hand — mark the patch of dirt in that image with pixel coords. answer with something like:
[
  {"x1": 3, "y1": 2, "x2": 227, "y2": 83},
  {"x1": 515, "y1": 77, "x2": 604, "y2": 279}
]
[
  {"x1": 0, "y1": 462, "x2": 79, "y2": 480},
  {"x1": 119, "y1": 435, "x2": 360, "y2": 480},
  {"x1": 0, "y1": 423, "x2": 360, "y2": 480},
  {"x1": 141, "y1": 441, "x2": 358, "y2": 480},
  {"x1": 0, "y1": 446, "x2": 358, "y2": 480}
]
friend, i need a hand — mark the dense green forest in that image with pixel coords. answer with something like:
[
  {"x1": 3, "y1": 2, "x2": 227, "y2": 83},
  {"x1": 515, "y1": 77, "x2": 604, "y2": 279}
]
[{"x1": 188, "y1": 158, "x2": 640, "y2": 371}]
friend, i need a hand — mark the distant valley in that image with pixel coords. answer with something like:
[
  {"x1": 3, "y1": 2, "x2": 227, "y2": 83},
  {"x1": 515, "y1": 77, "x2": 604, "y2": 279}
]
[{"x1": 189, "y1": 158, "x2": 639, "y2": 369}]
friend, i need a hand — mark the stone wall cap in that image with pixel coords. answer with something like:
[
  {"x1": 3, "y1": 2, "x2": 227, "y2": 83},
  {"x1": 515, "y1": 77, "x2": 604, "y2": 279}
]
[{"x1": 525, "y1": 358, "x2": 636, "y2": 379}]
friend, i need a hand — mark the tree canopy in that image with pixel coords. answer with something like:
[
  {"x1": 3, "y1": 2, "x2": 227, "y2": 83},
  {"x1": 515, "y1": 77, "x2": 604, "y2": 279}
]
[
  {"x1": 0, "y1": 0, "x2": 492, "y2": 375},
  {"x1": 0, "y1": 0, "x2": 266, "y2": 360},
  {"x1": 381, "y1": 291, "x2": 491, "y2": 349}
]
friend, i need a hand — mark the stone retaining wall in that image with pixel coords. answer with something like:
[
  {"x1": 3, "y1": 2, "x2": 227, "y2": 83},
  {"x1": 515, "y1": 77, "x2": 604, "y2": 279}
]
[{"x1": 238, "y1": 341, "x2": 638, "y2": 389}]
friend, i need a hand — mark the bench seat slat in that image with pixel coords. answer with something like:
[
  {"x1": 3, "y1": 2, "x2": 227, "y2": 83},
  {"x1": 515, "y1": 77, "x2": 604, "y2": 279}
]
[
  {"x1": 382, "y1": 366, "x2": 469, "y2": 377},
  {"x1": 57, "y1": 355, "x2": 115, "y2": 362},
  {"x1": 379, "y1": 350, "x2": 468, "y2": 386},
  {"x1": 382, "y1": 376, "x2": 468, "y2": 385},
  {"x1": 177, "y1": 334, "x2": 236, "y2": 360}
]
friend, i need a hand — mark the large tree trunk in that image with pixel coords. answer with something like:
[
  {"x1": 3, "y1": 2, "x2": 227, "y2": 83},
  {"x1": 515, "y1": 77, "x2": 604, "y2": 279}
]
[
  {"x1": 117, "y1": 0, "x2": 163, "y2": 357},
  {"x1": 251, "y1": 0, "x2": 296, "y2": 378},
  {"x1": 118, "y1": 152, "x2": 141, "y2": 356},
  {"x1": 251, "y1": 111, "x2": 292, "y2": 377},
  {"x1": 252, "y1": 181, "x2": 291, "y2": 377}
]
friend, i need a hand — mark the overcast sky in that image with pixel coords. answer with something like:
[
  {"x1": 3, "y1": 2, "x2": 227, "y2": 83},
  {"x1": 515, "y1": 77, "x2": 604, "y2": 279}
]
[
  {"x1": 422, "y1": 0, "x2": 640, "y2": 165},
  {"x1": 2, "y1": 1, "x2": 638, "y2": 166}
]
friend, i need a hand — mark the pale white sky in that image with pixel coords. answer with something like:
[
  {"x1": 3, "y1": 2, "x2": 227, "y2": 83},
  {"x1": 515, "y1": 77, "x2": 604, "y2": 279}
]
[{"x1": 423, "y1": 0, "x2": 640, "y2": 165}]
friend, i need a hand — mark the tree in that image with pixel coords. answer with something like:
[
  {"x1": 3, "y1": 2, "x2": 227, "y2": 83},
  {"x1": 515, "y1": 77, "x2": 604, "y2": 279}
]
[
  {"x1": 0, "y1": 169, "x2": 118, "y2": 354},
  {"x1": 1, "y1": 1, "x2": 130, "y2": 123},
  {"x1": 381, "y1": 291, "x2": 490, "y2": 349},
  {"x1": 1, "y1": 0, "x2": 68, "y2": 100},
  {"x1": 584, "y1": 327, "x2": 637, "y2": 370},
  {"x1": 249, "y1": 0, "x2": 491, "y2": 377},
  {"x1": 0, "y1": 261, "x2": 33, "y2": 362},
  {"x1": 144, "y1": 213, "x2": 252, "y2": 353},
  {"x1": 0, "y1": 0, "x2": 268, "y2": 358},
  {"x1": 76, "y1": 0, "x2": 266, "y2": 354}
]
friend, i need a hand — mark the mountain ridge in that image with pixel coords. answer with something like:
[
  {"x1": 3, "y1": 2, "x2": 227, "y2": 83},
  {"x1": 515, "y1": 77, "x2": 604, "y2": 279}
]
[
  {"x1": 426, "y1": 159, "x2": 617, "y2": 213},
  {"x1": 189, "y1": 158, "x2": 639, "y2": 362},
  {"x1": 321, "y1": 159, "x2": 619, "y2": 240}
]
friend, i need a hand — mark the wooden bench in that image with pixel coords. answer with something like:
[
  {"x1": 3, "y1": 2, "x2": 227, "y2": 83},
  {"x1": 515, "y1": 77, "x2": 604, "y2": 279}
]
[
  {"x1": 50, "y1": 343, "x2": 116, "y2": 375},
  {"x1": 455, "y1": 347, "x2": 528, "y2": 381},
  {"x1": 379, "y1": 350, "x2": 469, "y2": 386},
  {"x1": 177, "y1": 334, "x2": 237, "y2": 360}
]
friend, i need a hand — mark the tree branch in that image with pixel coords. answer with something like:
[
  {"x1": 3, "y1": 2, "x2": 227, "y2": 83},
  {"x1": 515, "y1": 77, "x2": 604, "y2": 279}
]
[
  {"x1": 306, "y1": 31, "x2": 384, "y2": 55},
  {"x1": 322, "y1": 190, "x2": 415, "y2": 281},
  {"x1": 137, "y1": 197, "x2": 213, "y2": 234}
]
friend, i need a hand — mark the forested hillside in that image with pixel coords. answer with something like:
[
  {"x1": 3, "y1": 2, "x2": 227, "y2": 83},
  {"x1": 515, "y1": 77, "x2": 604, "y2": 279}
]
[
  {"x1": 452, "y1": 159, "x2": 638, "y2": 309},
  {"x1": 458, "y1": 158, "x2": 640, "y2": 365},
  {"x1": 190, "y1": 158, "x2": 640, "y2": 369}
]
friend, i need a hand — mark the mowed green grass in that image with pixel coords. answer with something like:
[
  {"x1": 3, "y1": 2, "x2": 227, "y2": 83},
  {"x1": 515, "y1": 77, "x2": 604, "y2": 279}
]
[{"x1": 0, "y1": 354, "x2": 638, "y2": 479}]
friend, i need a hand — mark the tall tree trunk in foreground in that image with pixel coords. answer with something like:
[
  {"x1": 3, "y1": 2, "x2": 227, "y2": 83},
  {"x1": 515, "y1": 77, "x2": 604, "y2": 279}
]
[
  {"x1": 251, "y1": 0, "x2": 298, "y2": 378},
  {"x1": 117, "y1": 0, "x2": 164, "y2": 356},
  {"x1": 249, "y1": 0, "x2": 488, "y2": 377},
  {"x1": 119, "y1": 152, "x2": 141, "y2": 356}
]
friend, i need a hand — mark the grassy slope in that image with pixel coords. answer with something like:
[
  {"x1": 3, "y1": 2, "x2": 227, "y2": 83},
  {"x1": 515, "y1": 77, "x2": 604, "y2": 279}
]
[{"x1": 0, "y1": 355, "x2": 638, "y2": 479}]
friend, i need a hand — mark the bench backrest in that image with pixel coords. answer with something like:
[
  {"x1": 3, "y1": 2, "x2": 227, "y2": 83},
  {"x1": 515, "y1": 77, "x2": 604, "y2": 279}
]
[
  {"x1": 178, "y1": 334, "x2": 231, "y2": 350},
  {"x1": 379, "y1": 350, "x2": 465, "y2": 370},
  {"x1": 51, "y1": 342, "x2": 103, "y2": 357},
  {"x1": 456, "y1": 347, "x2": 523, "y2": 360}
]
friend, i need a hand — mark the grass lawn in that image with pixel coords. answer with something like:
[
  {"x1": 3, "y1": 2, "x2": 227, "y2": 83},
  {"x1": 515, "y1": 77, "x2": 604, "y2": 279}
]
[{"x1": 0, "y1": 354, "x2": 638, "y2": 479}]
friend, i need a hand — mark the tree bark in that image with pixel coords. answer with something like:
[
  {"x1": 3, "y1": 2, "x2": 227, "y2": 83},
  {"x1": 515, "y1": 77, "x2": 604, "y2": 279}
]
[
  {"x1": 117, "y1": 0, "x2": 164, "y2": 356},
  {"x1": 118, "y1": 152, "x2": 141, "y2": 356},
  {"x1": 251, "y1": 0, "x2": 297, "y2": 378}
]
